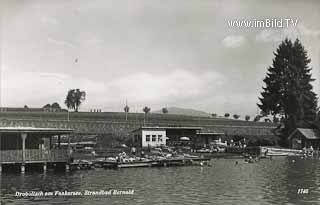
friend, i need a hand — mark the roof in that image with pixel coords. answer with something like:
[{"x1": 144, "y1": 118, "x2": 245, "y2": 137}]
[
  {"x1": 0, "y1": 127, "x2": 73, "y2": 134},
  {"x1": 197, "y1": 132, "x2": 225, "y2": 135},
  {"x1": 131, "y1": 126, "x2": 202, "y2": 133},
  {"x1": 58, "y1": 141, "x2": 96, "y2": 145},
  {"x1": 288, "y1": 128, "x2": 320, "y2": 140}
]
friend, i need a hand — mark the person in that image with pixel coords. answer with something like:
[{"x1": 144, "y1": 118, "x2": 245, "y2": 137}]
[
  {"x1": 310, "y1": 146, "x2": 314, "y2": 156},
  {"x1": 302, "y1": 146, "x2": 307, "y2": 153},
  {"x1": 255, "y1": 155, "x2": 260, "y2": 162},
  {"x1": 264, "y1": 148, "x2": 269, "y2": 157},
  {"x1": 131, "y1": 146, "x2": 136, "y2": 156},
  {"x1": 302, "y1": 146, "x2": 307, "y2": 158}
]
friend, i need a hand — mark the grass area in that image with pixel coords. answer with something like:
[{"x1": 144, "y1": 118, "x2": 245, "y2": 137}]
[{"x1": 0, "y1": 111, "x2": 276, "y2": 127}]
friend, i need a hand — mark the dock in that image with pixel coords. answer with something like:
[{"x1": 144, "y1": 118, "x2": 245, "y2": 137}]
[{"x1": 101, "y1": 157, "x2": 211, "y2": 169}]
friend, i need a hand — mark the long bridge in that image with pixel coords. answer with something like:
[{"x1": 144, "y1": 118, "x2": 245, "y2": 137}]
[{"x1": 0, "y1": 111, "x2": 278, "y2": 138}]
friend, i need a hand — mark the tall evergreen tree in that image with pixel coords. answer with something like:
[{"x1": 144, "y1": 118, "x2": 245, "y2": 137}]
[{"x1": 258, "y1": 38, "x2": 318, "y2": 145}]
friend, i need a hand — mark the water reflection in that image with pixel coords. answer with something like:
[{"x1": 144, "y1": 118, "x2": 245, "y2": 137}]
[{"x1": 1, "y1": 157, "x2": 320, "y2": 204}]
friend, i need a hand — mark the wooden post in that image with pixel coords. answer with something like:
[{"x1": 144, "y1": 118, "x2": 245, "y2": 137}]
[
  {"x1": 21, "y1": 133, "x2": 27, "y2": 163},
  {"x1": 68, "y1": 136, "x2": 71, "y2": 150},
  {"x1": 43, "y1": 163, "x2": 47, "y2": 172},
  {"x1": 49, "y1": 136, "x2": 52, "y2": 149},
  {"x1": 21, "y1": 164, "x2": 25, "y2": 173},
  {"x1": 58, "y1": 135, "x2": 61, "y2": 149}
]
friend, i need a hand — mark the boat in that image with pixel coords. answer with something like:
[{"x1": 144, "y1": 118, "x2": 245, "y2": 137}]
[
  {"x1": 70, "y1": 159, "x2": 93, "y2": 170},
  {"x1": 266, "y1": 153, "x2": 288, "y2": 156},
  {"x1": 103, "y1": 157, "x2": 153, "y2": 168}
]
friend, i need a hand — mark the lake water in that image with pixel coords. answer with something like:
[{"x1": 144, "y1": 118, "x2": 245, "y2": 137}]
[{"x1": 1, "y1": 157, "x2": 320, "y2": 205}]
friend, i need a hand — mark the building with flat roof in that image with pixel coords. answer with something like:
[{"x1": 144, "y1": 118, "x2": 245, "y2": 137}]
[
  {"x1": 131, "y1": 126, "x2": 209, "y2": 148},
  {"x1": 131, "y1": 127, "x2": 167, "y2": 148}
]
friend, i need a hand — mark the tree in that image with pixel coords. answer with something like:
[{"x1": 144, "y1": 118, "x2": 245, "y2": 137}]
[
  {"x1": 43, "y1": 104, "x2": 51, "y2": 108},
  {"x1": 24, "y1": 105, "x2": 28, "y2": 109},
  {"x1": 224, "y1": 113, "x2": 230, "y2": 118},
  {"x1": 211, "y1": 113, "x2": 217, "y2": 118},
  {"x1": 143, "y1": 106, "x2": 151, "y2": 114},
  {"x1": 51, "y1": 102, "x2": 61, "y2": 109},
  {"x1": 233, "y1": 114, "x2": 240, "y2": 119},
  {"x1": 162, "y1": 107, "x2": 168, "y2": 114},
  {"x1": 64, "y1": 89, "x2": 86, "y2": 112},
  {"x1": 245, "y1": 115, "x2": 250, "y2": 121},
  {"x1": 124, "y1": 105, "x2": 129, "y2": 120},
  {"x1": 143, "y1": 106, "x2": 151, "y2": 126},
  {"x1": 258, "y1": 38, "x2": 318, "y2": 145},
  {"x1": 253, "y1": 115, "x2": 261, "y2": 122},
  {"x1": 273, "y1": 116, "x2": 280, "y2": 123},
  {"x1": 124, "y1": 105, "x2": 129, "y2": 113}
]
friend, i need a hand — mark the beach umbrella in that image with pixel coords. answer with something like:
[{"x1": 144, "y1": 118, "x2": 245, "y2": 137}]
[
  {"x1": 121, "y1": 144, "x2": 128, "y2": 148},
  {"x1": 180, "y1": 137, "x2": 190, "y2": 141}
]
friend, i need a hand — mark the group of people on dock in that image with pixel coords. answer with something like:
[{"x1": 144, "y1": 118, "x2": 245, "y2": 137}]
[{"x1": 302, "y1": 146, "x2": 320, "y2": 157}]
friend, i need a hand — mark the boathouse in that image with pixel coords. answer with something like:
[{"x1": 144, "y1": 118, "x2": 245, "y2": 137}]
[
  {"x1": 288, "y1": 128, "x2": 320, "y2": 149},
  {"x1": 0, "y1": 127, "x2": 73, "y2": 173}
]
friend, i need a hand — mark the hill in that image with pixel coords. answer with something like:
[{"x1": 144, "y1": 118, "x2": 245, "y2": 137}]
[{"x1": 153, "y1": 107, "x2": 212, "y2": 117}]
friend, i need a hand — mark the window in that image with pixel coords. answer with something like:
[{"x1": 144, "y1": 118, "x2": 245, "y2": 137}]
[
  {"x1": 152, "y1": 135, "x2": 156, "y2": 142},
  {"x1": 146, "y1": 135, "x2": 150, "y2": 142},
  {"x1": 158, "y1": 135, "x2": 162, "y2": 142}
]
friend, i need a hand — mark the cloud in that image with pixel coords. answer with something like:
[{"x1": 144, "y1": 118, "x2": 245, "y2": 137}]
[
  {"x1": 41, "y1": 16, "x2": 60, "y2": 25},
  {"x1": 2, "y1": 70, "x2": 106, "y2": 109},
  {"x1": 47, "y1": 37, "x2": 75, "y2": 48},
  {"x1": 38, "y1": 72, "x2": 68, "y2": 79},
  {"x1": 255, "y1": 29, "x2": 282, "y2": 42},
  {"x1": 1, "y1": 69, "x2": 226, "y2": 111},
  {"x1": 222, "y1": 35, "x2": 246, "y2": 48},
  {"x1": 104, "y1": 69, "x2": 226, "y2": 107}
]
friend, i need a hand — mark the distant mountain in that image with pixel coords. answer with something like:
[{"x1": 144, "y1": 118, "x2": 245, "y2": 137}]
[{"x1": 153, "y1": 107, "x2": 212, "y2": 117}]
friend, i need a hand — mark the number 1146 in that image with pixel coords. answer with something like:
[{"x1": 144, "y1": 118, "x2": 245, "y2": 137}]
[{"x1": 297, "y1": 189, "x2": 309, "y2": 194}]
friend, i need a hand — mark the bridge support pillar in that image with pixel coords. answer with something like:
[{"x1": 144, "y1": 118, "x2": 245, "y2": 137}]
[
  {"x1": 21, "y1": 133, "x2": 27, "y2": 163},
  {"x1": 43, "y1": 163, "x2": 47, "y2": 172},
  {"x1": 21, "y1": 164, "x2": 25, "y2": 173},
  {"x1": 58, "y1": 135, "x2": 61, "y2": 149}
]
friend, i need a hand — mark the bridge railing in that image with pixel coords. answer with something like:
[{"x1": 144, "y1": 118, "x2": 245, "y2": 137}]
[{"x1": 0, "y1": 149, "x2": 69, "y2": 163}]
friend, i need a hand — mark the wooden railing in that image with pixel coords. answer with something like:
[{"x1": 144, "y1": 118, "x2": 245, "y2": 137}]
[{"x1": 0, "y1": 149, "x2": 69, "y2": 163}]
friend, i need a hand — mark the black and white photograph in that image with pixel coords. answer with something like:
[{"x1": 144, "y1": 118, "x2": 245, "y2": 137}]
[{"x1": 0, "y1": 0, "x2": 320, "y2": 204}]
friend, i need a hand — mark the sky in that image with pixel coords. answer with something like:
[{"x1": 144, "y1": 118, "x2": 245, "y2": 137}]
[{"x1": 1, "y1": 0, "x2": 319, "y2": 117}]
